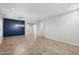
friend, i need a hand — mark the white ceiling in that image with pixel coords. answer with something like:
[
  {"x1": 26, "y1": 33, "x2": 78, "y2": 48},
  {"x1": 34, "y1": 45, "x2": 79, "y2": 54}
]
[{"x1": 0, "y1": 3, "x2": 78, "y2": 21}]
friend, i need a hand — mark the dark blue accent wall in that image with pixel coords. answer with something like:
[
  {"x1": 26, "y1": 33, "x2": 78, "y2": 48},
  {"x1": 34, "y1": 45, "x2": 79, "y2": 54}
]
[{"x1": 3, "y1": 18, "x2": 25, "y2": 37}]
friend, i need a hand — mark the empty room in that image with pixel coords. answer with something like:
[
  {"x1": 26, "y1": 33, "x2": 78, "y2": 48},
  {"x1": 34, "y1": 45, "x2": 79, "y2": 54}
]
[{"x1": 0, "y1": 3, "x2": 79, "y2": 55}]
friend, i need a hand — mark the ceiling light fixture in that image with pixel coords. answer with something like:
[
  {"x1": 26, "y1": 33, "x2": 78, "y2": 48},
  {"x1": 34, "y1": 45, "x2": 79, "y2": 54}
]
[{"x1": 69, "y1": 4, "x2": 79, "y2": 10}]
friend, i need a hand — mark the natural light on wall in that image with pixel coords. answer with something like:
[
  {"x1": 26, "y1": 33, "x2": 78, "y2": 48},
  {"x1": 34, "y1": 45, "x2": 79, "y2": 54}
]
[
  {"x1": 12, "y1": 24, "x2": 25, "y2": 30},
  {"x1": 15, "y1": 24, "x2": 25, "y2": 27}
]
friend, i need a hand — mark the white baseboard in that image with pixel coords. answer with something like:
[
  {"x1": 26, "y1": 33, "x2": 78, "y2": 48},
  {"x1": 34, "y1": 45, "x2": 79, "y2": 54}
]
[{"x1": 45, "y1": 36, "x2": 79, "y2": 47}]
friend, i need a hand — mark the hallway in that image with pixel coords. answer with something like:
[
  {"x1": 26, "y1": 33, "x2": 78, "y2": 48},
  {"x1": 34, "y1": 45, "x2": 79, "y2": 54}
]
[{"x1": 0, "y1": 35, "x2": 79, "y2": 55}]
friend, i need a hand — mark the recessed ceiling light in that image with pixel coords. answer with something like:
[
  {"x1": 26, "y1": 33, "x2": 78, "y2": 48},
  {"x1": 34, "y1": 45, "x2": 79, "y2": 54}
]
[
  {"x1": 55, "y1": 3, "x2": 59, "y2": 5},
  {"x1": 11, "y1": 8, "x2": 15, "y2": 11}
]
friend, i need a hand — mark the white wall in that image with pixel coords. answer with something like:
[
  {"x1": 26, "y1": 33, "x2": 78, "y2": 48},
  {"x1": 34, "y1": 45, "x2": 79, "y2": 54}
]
[
  {"x1": 36, "y1": 21, "x2": 45, "y2": 36},
  {"x1": 44, "y1": 10, "x2": 79, "y2": 46},
  {"x1": 0, "y1": 12, "x2": 3, "y2": 45}
]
